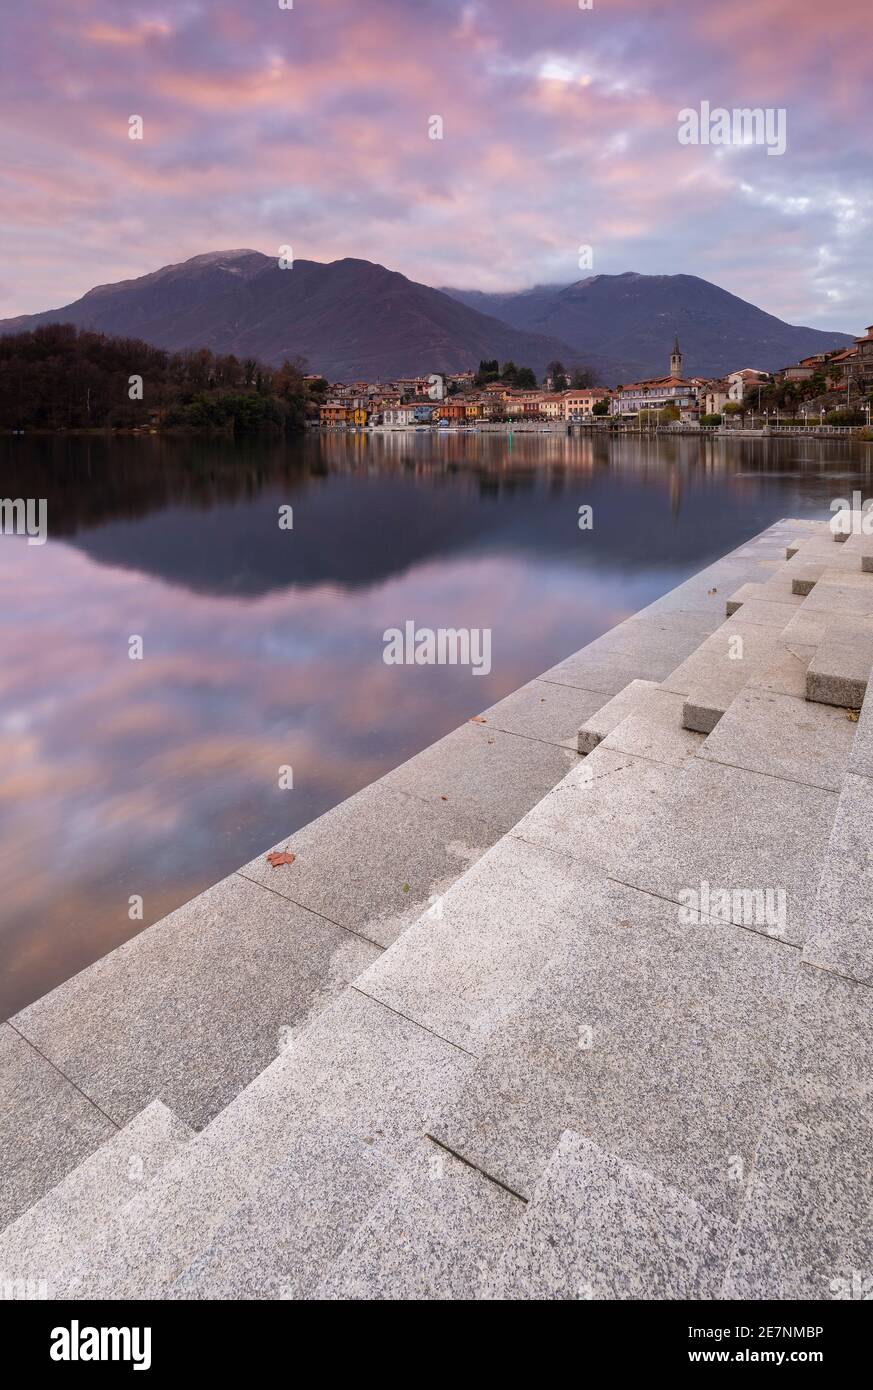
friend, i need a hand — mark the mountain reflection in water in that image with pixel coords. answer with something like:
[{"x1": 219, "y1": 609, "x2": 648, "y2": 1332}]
[{"x1": 1, "y1": 430, "x2": 868, "y2": 1015}]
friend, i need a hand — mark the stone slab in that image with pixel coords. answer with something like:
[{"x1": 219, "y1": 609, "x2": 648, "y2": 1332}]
[
  {"x1": 612, "y1": 757, "x2": 838, "y2": 944},
  {"x1": 486, "y1": 1132, "x2": 734, "y2": 1300},
  {"x1": 662, "y1": 617, "x2": 789, "y2": 700},
  {"x1": 638, "y1": 559, "x2": 785, "y2": 619},
  {"x1": 511, "y1": 747, "x2": 683, "y2": 877},
  {"x1": 0, "y1": 1024, "x2": 115, "y2": 1231},
  {"x1": 0, "y1": 1100, "x2": 192, "y2": 1290},
  {"x1": 672, "y1": 618, "x2": 792, "y2": 733},
  {"x1": 849, "y1": 682, "x2": 873, "y2": 776},
  {"x1": 315, "y1": 1137, "x2": 523, "y2": 1300},
  {"x1": 380, "y1": 721, "x2": 577, "y2": 836},
  {"x1": 429, "y1": 881, "x2": 799, "y2": 1216},
  {"x1": 541, "y1": 643, "x2": 685, "y2": 697},
  {"x1": 726, "y1": 579, "x2": 803, "y2": 616},
  {"x1": 168, "y1": 1124, "x2": 394, "y2": 1300},
  {"x1": 698, "y1": 686, "x2": 856, "y2": 792},
  {"x1": 238, "y1": 781, "x2": 491, "y2": 948},
  {"x1": 724, "y1": 968, "x2": 873, "y2": 1299},
  {"x1": 13, "y1": 874, "x2": 381, "y2": 1129},
  {"x1": 588, "y1": 610, "x2": 724, "y2": 658},
  {"x1": 598, "y1": 689, "x2": 705, "y2": 768},
  {"x1": 57, "y1": 990, "x2": 475, "y2": 1298},
  {"x1": 577, "y1": 679, "x2": 658, "y2": 754},
  {"x1": 802, "y1": 572, "x2": 873, "y2": 619},
  {"x1": 354, "y1": 834, "x2": 609, "y2": 1054},
  {"x1": 477, "y1": 678, "x2": 606, "y2": 750},
  {"x1": 748, "y1": 644, "x2": 815, "y2": 699},
  {"x1": 806, "y1": 617, "x2": 873, "y2": 709},
  {"x1": 719, "y1": 597, "x2": 805, "y2": 627},
  {"x1": 802, "y1": 772, "x2": 873, "y2": 984}
]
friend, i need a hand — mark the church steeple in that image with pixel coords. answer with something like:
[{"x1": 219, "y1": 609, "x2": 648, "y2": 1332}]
[{"x1": 670, "y1": 335, "x2": 683, "y2": 378}]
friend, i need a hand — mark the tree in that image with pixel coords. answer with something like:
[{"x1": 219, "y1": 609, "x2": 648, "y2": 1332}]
[
  {"x1": 591, "y1": 397, "x2": 610, "y2": 416},
  {"x1": 516, "y1": 366, "x2": 537, "y2": 389},
  {"x1": 545, "y1": 359, "x2": 568, "y2": 391},
  {"x1": 500, "y1": 360, "x2": 518, "y2": 385},
  {"x1": 475, "y1": 358, "x2": 500, "y2": 386},
  {"x1": 569, "y1": 367, "x2": 593, "y2": 389}
]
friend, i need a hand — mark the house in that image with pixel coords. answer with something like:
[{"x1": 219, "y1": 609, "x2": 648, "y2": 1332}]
[
  {"x1": 699, "y1": 379, "x2": 730, "y2": 416},
  {"x1": 563, "y1": 388, "x2": 611, "y2": 421},
  {"x1": 320, "y1": 402, "x2": 351, "y2": 426},
  {"x1": 382, "y1": 405, "x2": 431, "y2": 426},
  {"x1": 726, "y1": 369, "x2": 769, "y2": 403},
  {"x1": 778, "y1": 363, "x2": 817, "y2": 383},
  {"x1": 438, "y1": 400, "x2": 467, "y2": 422},
  {"x1": 539, "y1": 393, "x2": 566, "y2": 420},
  {"x1": 845, "y1": 325, "x2": 873, "y2": 391}
]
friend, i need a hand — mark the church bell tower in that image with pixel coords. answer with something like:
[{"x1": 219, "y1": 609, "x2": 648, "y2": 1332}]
[{"x1": 670, "y1": 335, "x2": 683, "y2": 377}]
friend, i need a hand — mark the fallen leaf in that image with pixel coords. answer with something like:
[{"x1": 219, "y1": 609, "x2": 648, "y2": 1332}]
[
  {"x1": 266, "y1": 850, "x2": 295, "y2": 868},
  {"x1": 846, "y1": 709, "x2": 861, "y2": 722},
  {"x1": 402, "y1": 882, "x2": 410, "y2": 892},
  {"x1": 440, "y1": 795, "x2": 448, "y2": 800},
  {"x1": 470, "y1": 716, "x2": 487, "y2": 724}
]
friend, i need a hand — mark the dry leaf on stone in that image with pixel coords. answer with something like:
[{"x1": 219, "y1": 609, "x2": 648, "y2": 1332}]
[{"x1": 266, "y1": 850, "x2": 296, "y2": 868}]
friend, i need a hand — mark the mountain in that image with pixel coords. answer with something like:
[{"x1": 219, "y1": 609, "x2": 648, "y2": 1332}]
[
  {"x1": 3, "y1": 256, "x2": 854, "y2": 384},
  {"x1": 442, "y1": 272, "x2": 855, "y2": 381},
  {"x1": 0, "y1": 252, "x2": 580, "y2": 382}
]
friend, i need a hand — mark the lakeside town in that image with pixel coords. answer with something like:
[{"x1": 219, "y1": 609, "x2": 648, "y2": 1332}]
[{"x1": 317, "y1": 323, "x2": 873, "y2": 434}]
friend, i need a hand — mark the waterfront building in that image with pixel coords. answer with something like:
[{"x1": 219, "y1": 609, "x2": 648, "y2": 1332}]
[
  {"x1": 611, "y1": 336, "x2": 698, "y2": 419},
  {"x1": 563, "y1": 388, "x2": 611, "y2": 421}
]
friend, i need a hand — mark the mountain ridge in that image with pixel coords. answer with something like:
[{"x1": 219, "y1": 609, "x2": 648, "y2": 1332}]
[
  {"x1": 442, "y1": 271, "x2": 854, "y2": 381},
  {"x1": 0, "y1": 253, "x2": 854, "y2": 384}
]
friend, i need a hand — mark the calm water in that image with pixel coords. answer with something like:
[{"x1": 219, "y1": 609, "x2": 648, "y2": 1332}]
[{"x1": 1, "y1": 430, "x2": 870, "y2": 1016}]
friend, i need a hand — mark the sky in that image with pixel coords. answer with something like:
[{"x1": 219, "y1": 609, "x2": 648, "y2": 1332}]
[{"x1": 1, "y1": 0, "x2": 871, "y2": 329}]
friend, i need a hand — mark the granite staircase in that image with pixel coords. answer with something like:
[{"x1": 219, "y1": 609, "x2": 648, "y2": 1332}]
[{"x1": 2, "y1": 515, "x2": 871, "y2": 1300}]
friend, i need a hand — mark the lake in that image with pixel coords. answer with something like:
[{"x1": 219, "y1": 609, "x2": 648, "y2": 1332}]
[{"x1": 1, "y1": 430, "x2": 870, "y2": 1016}]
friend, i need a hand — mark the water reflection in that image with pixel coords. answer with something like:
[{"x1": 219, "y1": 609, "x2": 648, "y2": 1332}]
[{"x1": 0, "y1": 431, "x2": 869, "y2": 1015}]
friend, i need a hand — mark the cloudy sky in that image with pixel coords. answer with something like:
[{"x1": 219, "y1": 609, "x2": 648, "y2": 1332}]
[{"x1": 2, "y1": 0, "x2": 870, "y2": 328}]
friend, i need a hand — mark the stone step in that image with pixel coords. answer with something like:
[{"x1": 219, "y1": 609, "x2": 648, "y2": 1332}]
[
  {"x1": 0, "y1": 1101, "x2": 192, "y2": 1297},
  {"x1": 166, "y1": 1120, "x2": 400, "y2": 1300},
  {"x1": 48, "y1": 988, "x2": 473, "y2": 1299},
  {"x1": 802, "y1": 761, "x2": 873, "y2": 987},
  {"x1": 723, "y1": 967, "x2": 873, "y2": 1298},
  {"x1": 611, "y1": 751, "x2": 838, "y2": 946},
  {"x1": 805, "y1": 615, "x2": 873, "y2": 709},
  {"x1": 428, "y1": 878, "x2": 800, "y2": 1212},
  {"x1": 354, "y1": 716, "x2": 697, "y2": 1059},
  {"x1": 696, "y1": 650, "x2": 856, "y2": 794},
  {"x1": 801, "y1": 570, "x2": 873, "y2": 622},
  {"x1": 725, "y1": 578, "x2": 804, "y2": 616},
  {"x1": 576, "y1": 679, "x2": 658, "y2": 754},
  {"x1": 313, "y1": 1136, "x2": 524, "y2": 1301},
  {"x1": 484, "y1": 1131, "x2": 734, "y2": 1300},
  {"x1": 661, "y1": 613, "x2": 794, "y2": 734}
]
